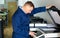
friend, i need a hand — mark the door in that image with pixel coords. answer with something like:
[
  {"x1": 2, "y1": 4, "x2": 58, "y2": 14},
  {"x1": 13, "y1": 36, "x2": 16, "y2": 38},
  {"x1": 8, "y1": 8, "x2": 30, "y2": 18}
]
[{"x1": 8, "y1": 2, "x2": 17, "y2": 24}]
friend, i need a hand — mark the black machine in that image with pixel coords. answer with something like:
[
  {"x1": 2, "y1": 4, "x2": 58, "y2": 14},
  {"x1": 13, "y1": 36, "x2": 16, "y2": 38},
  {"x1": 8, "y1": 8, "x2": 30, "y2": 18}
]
[
  {"x1": 30, "y1": 16, "x2": 47, "y2": 23},
  {"x1": 30, "y1": 6, "x2": 60, "y2": 38}
]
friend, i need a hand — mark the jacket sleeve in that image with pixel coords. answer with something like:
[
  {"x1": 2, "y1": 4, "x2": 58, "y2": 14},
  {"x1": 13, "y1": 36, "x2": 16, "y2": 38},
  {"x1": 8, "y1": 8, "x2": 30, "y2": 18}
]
[{"x1": 30, "y1": 6, "x2": 46, "y2": 16}]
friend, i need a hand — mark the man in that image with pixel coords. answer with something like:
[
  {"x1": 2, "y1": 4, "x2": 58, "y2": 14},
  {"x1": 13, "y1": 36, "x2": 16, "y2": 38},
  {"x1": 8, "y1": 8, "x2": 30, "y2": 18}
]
[{"x1": 12, "y1": 1, "x2": 52, "y2": 38}]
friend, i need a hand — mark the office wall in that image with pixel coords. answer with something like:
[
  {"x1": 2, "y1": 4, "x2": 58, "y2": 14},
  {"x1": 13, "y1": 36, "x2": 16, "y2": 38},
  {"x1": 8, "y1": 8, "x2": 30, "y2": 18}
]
[
  {"x1": 51, "y1": 0, "x2": 60, "y2": 10},
  {"x1": 1, "y1": 0, "x2": 60, "y2": 10},
  {"x1": 4, "y1": 0, "x2": 60, "y2": 10}
]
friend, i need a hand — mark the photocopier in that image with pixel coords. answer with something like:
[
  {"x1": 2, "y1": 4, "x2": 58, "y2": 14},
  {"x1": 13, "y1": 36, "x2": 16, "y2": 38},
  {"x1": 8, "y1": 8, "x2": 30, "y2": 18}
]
[{"x1": 30, "y1": 6, "x2": 60, "y2": 38}]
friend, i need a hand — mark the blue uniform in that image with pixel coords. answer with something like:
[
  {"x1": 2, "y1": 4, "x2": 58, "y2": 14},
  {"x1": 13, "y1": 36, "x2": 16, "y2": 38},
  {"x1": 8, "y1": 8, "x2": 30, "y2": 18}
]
[{"x1": 12, "y1": 6, "x2": 46, "y2": 38}]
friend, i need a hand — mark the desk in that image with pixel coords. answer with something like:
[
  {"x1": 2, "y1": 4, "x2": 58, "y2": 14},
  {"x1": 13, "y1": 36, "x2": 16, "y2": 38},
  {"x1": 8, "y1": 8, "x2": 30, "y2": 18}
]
[{"x1": 0, "y1": 12, "x2": 8, "y2": 15}]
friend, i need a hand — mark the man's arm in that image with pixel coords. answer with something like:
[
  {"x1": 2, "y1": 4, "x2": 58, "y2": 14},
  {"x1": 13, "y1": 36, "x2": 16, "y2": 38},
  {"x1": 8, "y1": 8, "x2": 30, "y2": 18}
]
[
  {"x1": 29, "y1": 5, "x2": 52, "y2": 15},
  {"x1": 30, "y1": 6, "x2": 46, "y2": 15}
]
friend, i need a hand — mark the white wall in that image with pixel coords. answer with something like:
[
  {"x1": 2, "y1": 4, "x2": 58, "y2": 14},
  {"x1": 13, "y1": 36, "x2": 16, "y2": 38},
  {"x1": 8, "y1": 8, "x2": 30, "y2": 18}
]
[
  {"x1": 0, "y1": 0, "x2": 4, "y2": 4},
  {"x1": 51, "y1": 0, "x2": 60, "y2": 10},
  {"x1": 18, "y1": 0, "x2": 28, "y2": 6}
]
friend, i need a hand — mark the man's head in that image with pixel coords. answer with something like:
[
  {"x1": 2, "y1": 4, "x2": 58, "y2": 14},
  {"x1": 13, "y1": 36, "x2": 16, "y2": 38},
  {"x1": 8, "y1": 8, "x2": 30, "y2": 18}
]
[{"x1": 22, "y1": 1, "x2": 34, "y2": 14}]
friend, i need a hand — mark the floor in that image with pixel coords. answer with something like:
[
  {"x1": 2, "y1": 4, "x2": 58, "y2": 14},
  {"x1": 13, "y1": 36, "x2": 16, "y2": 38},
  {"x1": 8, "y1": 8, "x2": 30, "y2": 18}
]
[{"x1": 4, "y1": 23, "x2": 13, "y2": 38}]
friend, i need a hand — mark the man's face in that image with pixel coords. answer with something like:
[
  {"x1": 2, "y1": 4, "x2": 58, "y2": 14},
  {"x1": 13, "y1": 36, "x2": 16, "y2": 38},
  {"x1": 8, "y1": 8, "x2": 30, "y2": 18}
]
[{"x1": 25, "y1": 5, "x2": 34, "y2": 14}]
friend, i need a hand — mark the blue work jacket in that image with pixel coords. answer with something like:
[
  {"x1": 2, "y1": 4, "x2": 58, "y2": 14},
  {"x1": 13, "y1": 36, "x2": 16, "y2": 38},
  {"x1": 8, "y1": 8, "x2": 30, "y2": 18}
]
[{"x1": 12, "y1": 6, "x2": 46, "y2": 38}]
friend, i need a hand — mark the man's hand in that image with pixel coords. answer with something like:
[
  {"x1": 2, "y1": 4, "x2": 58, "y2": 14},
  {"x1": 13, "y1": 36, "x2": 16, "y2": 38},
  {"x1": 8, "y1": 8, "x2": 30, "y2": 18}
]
[
  {"x1": 46, "y1": 5, "x2": 53, "y2": 9},
  {"x1": 29, "y1": 31, "x2": 36, "y2": 37}
]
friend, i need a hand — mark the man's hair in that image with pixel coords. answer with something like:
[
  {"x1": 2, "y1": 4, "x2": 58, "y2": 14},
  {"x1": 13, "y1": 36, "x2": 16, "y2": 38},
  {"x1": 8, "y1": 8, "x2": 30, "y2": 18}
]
[{"x1": 24, "y1": 1, "x2": 34, "y2": 8}]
